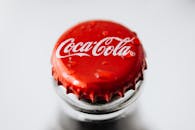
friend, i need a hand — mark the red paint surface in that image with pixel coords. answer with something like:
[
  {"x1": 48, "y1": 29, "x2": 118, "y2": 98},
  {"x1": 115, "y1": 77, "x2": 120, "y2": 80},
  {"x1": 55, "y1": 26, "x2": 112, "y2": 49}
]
[{"x1": 51, "y1": 20, "x2": 147, "y2": 102}]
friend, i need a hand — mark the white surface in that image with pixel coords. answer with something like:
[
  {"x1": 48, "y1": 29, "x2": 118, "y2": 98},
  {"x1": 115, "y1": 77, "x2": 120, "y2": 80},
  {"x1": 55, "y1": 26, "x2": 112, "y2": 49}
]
[{"x1": 0, "y1": 0, "x2": 195, "y2": 130}]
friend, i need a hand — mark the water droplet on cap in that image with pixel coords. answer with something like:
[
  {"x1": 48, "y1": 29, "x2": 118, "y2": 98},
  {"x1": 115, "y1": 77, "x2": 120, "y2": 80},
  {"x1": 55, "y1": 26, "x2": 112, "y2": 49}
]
[
  {"x1": 94, "y1": 69, "x2": 115, "y2": 79},
  {"x1": 101, "y1": 61, "x2": 108, "y2": 65},
  {"x1": 102, "y1": 31, "x2": 108, "y2": 36}
]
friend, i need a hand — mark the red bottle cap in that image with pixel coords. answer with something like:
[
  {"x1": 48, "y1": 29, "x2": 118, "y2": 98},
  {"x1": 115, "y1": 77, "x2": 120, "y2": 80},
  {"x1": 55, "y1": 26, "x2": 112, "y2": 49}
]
[{"x1": 51, "y1": 20, "x2": 147, "y2": 103}]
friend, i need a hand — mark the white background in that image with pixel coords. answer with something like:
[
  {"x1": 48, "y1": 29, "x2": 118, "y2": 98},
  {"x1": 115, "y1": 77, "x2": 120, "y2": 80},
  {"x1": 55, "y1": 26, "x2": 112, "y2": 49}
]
[{"x1": 0, "y1": 0, "x2": 195, "y2": 130}]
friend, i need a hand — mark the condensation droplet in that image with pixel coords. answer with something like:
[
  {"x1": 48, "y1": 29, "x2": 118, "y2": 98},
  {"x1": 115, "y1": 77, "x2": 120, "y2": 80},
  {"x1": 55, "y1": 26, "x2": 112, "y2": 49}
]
[
  {"x1": 102, "y1": 31, "x2": 108, "y2": 36},
  {"x1": 101, "y1": 61, "x2": 108, "y2": 65},
  {"x1": 117, "y1": 31, "x2": 121, "y2": 34},
  {"x1": 69, "y1": 60, "x2": 77, "y2": 66},
  {"x1": 80, "y1": 25, "x2": 85, "y2": 30},
  {"x1": 94, "y1": 72, "x2": 100, "y2": 79},
  {"x1": 94, "y1": 69, "x2": 115, "y2": 79}
]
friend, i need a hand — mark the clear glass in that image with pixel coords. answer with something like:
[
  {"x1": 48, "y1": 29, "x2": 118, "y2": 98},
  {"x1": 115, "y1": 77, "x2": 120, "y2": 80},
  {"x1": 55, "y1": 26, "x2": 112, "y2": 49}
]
[{"x1": 53, "y1": 80, "x2": 143, "y2": 122}]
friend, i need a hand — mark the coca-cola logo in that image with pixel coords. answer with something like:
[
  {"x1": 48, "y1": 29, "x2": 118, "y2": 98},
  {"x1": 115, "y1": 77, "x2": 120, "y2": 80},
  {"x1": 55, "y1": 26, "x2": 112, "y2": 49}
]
[{"x1": 56, "y1": 37, "x2": 136, "y2": 58}]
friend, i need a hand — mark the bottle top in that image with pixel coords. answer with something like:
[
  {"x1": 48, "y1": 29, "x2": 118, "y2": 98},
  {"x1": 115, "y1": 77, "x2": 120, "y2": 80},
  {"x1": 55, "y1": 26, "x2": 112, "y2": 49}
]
[{"x1": 51, "y1": 20, "x2": 147, "y2": 103}]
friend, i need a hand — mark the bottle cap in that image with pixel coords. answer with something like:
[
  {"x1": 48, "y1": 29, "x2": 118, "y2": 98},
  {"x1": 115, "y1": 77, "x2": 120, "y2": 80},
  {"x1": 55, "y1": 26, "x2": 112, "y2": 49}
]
[{"x1": 51, "y1": 20, "x2": 147, "y2": 103}]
